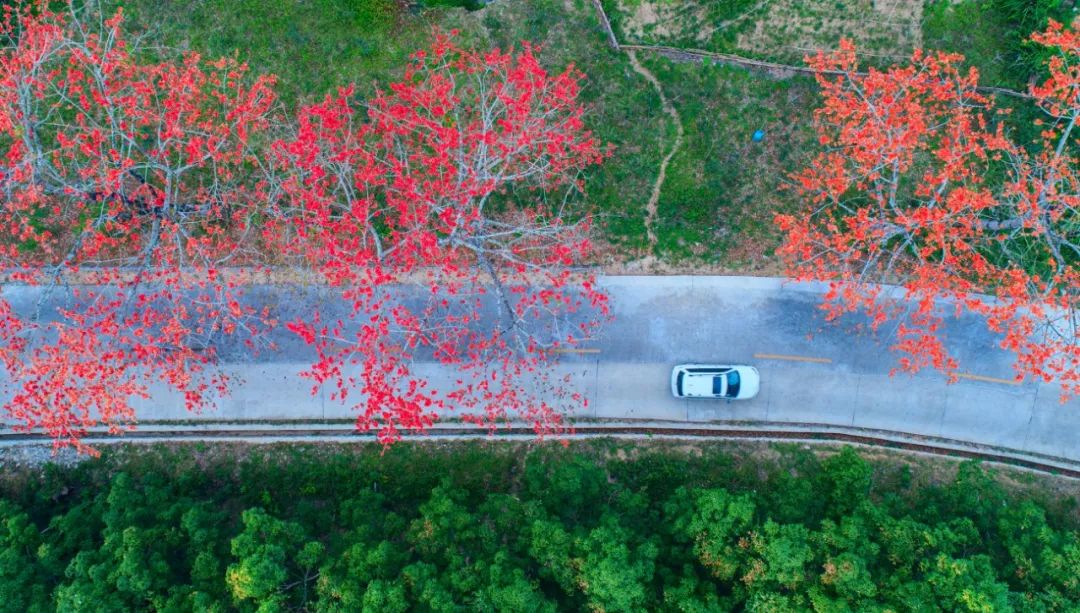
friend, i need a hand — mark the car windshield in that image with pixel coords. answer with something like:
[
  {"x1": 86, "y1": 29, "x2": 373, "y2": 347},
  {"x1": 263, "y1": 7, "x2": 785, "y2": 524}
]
[
  {"x1": 726, "y1": 371, "x2": 741, "y2": 397},
  {"x1": 711, "y1": 376, "x2": 724, "y2": 395}
]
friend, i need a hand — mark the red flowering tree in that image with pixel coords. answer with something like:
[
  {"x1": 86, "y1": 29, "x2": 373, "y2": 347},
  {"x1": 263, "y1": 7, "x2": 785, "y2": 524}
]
[
  {"x1": 777, "y1": 25, "x2": 1080, "y2": 398},
  {"x1": 0, "y1": 2, "x2": 279, "y2": 450},
  {"x1": 272, "y1": 34, "x2": 610, "y2": 442}
]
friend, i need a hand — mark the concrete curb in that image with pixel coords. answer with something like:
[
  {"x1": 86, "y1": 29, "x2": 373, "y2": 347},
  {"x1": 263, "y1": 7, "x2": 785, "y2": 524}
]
[{"x1": 5, "y1": 418, "x2": 1080, "y2": 479}]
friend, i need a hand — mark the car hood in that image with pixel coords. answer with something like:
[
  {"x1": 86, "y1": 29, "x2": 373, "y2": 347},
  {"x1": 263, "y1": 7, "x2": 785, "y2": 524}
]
[{"x1": 733, "y1": 367, "x2": 760, "y2": 399}]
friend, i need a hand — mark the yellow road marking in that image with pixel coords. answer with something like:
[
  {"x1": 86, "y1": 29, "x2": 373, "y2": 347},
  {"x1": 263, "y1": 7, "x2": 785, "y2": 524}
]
[
  {"x1": 551, "y1": 348, "x2": 601, "y2": 354},
  {"x1": 956, "y1": 372, "x2": 1021, "y2": 386},
  {"x1": 753, "y1": 353, "x2": 832, "y2": 364}
]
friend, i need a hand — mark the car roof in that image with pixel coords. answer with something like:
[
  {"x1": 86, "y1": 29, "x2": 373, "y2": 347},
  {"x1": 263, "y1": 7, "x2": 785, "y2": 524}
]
[
  {"x1": 682, "y1": 371, "x2": 725, "y2": 396},
  {"x1": 677, "y1": 365, "x2": 732, "y2": 373}
]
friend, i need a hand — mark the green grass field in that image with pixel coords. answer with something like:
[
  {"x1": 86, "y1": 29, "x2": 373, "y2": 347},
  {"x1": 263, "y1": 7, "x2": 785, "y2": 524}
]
[
  {"x1": 115, "y1": 0, "x2": 429, "y2": 104},
  {"x1": 640, "y1": 58, "x2": 817, "y2": 265},
  {"x1": 108, "y1": 0, "x2": 1068, "y2": 268}
]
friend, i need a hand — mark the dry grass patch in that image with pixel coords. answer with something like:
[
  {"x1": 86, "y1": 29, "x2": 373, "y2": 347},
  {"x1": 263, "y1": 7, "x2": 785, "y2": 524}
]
[
  {"x1": 615, "y1": 0, "x2": 714, "y2": 42},
  {"x1": 735, "y1": 0, "x2": 922, "y2": 62},
  {"x1": 607, "y1": 0, "x2": 923, "y2": 64}
]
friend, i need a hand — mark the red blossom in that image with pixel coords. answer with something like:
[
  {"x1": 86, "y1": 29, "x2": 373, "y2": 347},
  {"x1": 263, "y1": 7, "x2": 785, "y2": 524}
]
[
  {"x1": 779, "y1": 30, "x2": 1080, "y2": 399},
  {"x1": 271, "y1": 33, "x2": 610, "y2": 443},
  {"x1": 0, "y1": 2, "x2": 279, "y2": 451}
]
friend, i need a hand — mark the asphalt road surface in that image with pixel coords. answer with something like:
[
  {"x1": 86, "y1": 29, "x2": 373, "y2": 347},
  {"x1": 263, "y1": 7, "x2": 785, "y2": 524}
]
[{"x1": 3, "y1": 276, "x2": 1077, "y2": 462}]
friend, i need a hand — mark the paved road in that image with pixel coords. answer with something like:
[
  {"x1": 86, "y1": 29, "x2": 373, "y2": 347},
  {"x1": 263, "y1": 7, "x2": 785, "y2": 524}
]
[{"x1": 4, "y1": 276, "x2": 1078, "y2": 461}]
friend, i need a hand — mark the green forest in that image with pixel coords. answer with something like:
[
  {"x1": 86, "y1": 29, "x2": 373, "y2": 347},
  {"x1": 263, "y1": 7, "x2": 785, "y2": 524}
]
[{"x1": 0, "y1": 442, "x2": 1078, "y2": 611}]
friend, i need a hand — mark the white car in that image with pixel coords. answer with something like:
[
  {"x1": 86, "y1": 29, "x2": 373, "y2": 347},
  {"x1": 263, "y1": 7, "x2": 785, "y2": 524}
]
[{"x1": 671, "y1": 364, "x2": 760, "y2": 400}]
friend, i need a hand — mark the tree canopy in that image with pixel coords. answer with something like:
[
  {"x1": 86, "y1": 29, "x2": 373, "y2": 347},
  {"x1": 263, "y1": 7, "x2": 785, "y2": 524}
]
[
  {"x1": 777, "y1": 22, "x2": 1080, "y2": 400},
  {"x1": 0, "y1": 1, "x2": 608, "y2": 451},
  {"x1": 1, "y1": 442, "x2": 1078, "y2": 611}
]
